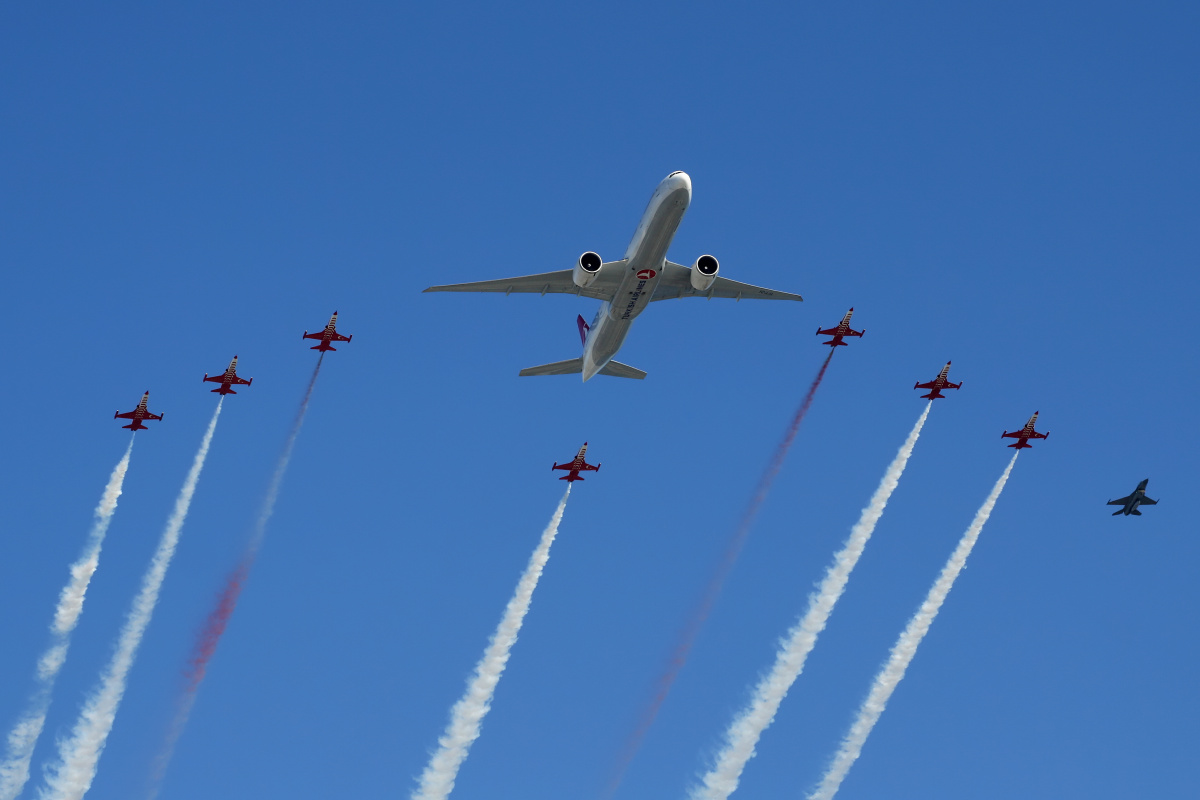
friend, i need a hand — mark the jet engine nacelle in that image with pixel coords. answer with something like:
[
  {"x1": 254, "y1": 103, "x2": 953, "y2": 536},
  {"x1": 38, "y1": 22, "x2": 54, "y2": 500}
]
[
  {"x1": 689, "y1": 254, "x2": 720, "y2": 291},
  {"x1": 573, "y1": 251, "x2": 603, "y2": 288}
]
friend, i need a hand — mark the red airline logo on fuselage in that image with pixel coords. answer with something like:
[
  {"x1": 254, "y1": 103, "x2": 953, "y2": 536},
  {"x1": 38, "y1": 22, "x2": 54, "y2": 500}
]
[{"x1": 636, "y1": 269, "x2": 656, "y2": 280}]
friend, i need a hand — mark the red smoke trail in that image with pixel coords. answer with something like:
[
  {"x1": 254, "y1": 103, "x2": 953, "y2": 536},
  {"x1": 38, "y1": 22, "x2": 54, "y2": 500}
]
[
  {"x1": 184, "y1": 560, "x2": 250, "y2": 692},
  {"x1": 603, "y1": 350, "x2": 835, "y2": 798},
  {"x1": 146, "y1": 354, "x2": 324, "y2": 800}
]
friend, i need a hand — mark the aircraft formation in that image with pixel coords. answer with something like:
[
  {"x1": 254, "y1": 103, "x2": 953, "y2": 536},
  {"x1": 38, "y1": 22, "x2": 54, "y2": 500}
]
[
  {"x1": 4, "y1": 171, "x2": 1157, "y2": 800},
  {"x1": 111, "y1": 312, "x2": 350, "y2": 429},
  {"x1": 423, "y1": 172, "x2": 1087, "y2": 474}
]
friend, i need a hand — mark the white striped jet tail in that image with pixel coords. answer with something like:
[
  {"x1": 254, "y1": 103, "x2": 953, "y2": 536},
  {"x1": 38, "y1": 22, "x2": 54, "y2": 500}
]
[{"x1": 518, "y1": 358, "x2": 646, "y2": 380}]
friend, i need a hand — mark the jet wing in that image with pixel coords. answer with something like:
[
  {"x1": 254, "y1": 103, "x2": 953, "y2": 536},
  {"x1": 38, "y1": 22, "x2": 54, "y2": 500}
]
[
  {"x1": 329, "y1": 333, "x2": 352, "y2": 342},
  {"x1": 424, "y1": 265, "x2": 626, "y2": 302},
  {"x1": 578, "y1": 462, "x2": 600, "y2": 472},
  {"x1": 651, "y1": 262, "x2": 803, "y2": 301},
  {"x1": 1108, "y1": 495, "x2": 1133, "y2": 506},
  {"x1": 228, "y1": 375, "x2": 252, "y2": 385},
  {"x1": 146, "y1": 412, "x2": 164, "y2": 421},
  {"x1": 914, "y1": 380, "x2": 939, "y2": 390},
  {"x1": 114, "y1": 410, "x2": 137, "y2": 419},
  {"x1": 1140, "y1": 497, "x2": 1158, "y2": 505}
]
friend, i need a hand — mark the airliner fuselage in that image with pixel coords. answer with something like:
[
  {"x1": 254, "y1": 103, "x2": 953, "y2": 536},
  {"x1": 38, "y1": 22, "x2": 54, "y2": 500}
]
[{"x1": 582, "y1": 172, "x2": 692, "y2": 379}]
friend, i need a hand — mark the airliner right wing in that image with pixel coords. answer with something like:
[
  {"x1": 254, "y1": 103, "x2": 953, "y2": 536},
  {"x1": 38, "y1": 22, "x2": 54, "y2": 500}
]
[
  {"x1": 651, "y1": 262, "x2": 803, "y2": 301},
  {"x1": 424, "y1": 265, "x2": 625, "y2": 302}
]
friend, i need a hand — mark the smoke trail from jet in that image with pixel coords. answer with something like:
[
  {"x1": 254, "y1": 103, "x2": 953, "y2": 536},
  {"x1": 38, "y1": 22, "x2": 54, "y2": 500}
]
[
  {"x1": 690, "y1": 403, "x2": 931, "y2": 800},
  {"x1": 38, "y1": 401, "x2": 223, "y2": 800},
  {"x1": 808, "y1": 453, "x2": 1018, "y2": 800},
  {"x1": 0, "y1": 440, "x2": 135, "y2": 800},
  {"x1": 145, "y1": 355, "x2": 324, "y2": 800},
  {"x1": 604, "y1": 351, "x2": 835, "y2": 797},
  {"x1": 412, "y1": 487, "x2": 572, "y2": 800},
  {"x1": 141, "y1": 563, "x2": 245, "y2": 800}
]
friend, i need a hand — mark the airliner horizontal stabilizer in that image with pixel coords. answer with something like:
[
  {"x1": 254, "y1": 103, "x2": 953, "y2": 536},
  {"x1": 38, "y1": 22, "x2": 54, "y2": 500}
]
[{"x1": 518, "y1": 358, "x2": 646, "y2": 380}]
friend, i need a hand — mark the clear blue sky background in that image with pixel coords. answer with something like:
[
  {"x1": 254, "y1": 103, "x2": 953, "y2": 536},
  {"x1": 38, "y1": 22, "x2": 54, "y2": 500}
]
[{"x1": 1, "y1": 2, "x2": 1197, "y2": 798}]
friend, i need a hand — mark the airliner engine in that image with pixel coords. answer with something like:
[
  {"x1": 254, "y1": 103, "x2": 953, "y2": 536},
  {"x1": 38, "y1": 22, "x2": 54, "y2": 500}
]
[
  {"x1": 689, "y1": 254, "x2": 720, "y2": 291},
  {"x1": 573, "y1": 251, "x2": 603, "y2": 288}
]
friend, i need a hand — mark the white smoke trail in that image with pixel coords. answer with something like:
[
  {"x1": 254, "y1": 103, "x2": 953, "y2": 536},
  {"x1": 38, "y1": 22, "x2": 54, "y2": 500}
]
[
  {"x1": 691, "y1": 404, "x2": 932, "y2": 800},
  {"x1": 808, "y1": 453, "x2": 1018, "y2": 800},
  {"x1": 38, "y1": 402, "x2": 223, "y2": 800},
  {"x1": 412, "y1": 487, "x2": 572, "y2": 800},
  {"x1": 0, "y1": 439, "x2": 135, "y2": 800}
]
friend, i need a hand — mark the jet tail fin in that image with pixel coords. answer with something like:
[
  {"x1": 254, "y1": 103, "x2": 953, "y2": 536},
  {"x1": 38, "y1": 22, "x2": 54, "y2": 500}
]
[
  {"x1": 1112, "y1": 509, "x2": 1125, "y2": 516},
  {"x1": 1131, "y1": 509, "x2": 1142, "y2": 515}
]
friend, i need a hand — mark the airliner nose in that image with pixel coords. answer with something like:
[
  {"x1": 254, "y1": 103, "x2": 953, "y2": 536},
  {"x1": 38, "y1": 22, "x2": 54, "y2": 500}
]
[{"x1": 664, "y1": 170, "x2": 692, "y2": 196}]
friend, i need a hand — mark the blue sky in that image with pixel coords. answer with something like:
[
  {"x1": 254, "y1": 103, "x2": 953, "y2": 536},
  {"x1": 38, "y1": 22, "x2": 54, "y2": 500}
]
[{"x1": 1, "y1": 2, "x2": 1198, "y2": 798}]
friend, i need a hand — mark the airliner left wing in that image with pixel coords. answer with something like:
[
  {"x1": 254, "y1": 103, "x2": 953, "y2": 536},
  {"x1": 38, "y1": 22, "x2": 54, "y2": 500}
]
[
  {"x1": 424, "y1": 264, "x2": 626, "y2": 301},
  {"x1": 651, "y1": 261, "x2": 803, "y2": 301}
]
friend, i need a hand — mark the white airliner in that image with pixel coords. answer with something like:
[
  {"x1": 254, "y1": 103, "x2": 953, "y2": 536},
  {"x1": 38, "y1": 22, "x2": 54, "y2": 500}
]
[{"x1": 424, "y1": 171, "x2": 803, "y2": 381}]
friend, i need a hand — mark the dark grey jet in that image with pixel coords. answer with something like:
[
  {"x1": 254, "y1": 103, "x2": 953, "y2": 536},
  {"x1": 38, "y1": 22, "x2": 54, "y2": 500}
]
[{"x1": 1107, "y1": 479, "x2": 1158, "y2": 516}]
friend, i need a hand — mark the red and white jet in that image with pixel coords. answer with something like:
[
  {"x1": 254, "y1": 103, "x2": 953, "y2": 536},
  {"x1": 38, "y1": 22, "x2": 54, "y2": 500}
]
[
  {"x1": 1002, "y1": 412, "x2": 1049, "y2": 449},
  {"x1": 552, "y1": 442, "x2": 600, "y2": 482},
  {"x1": 114, "y1": 391, "x2": 164, "y2": 431},
  {"x1": 815, "y1": 308, "x2": 864, "y2": 347},
  {"x1": 303, "y1": 311, "x2": 353, "y2": 352},
  {"x1": 914, "y1": 361, "x2": 962, "y2": 400},
  {"x1": 203, "y1": 355, "x2": 253, "y2": 395}
]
